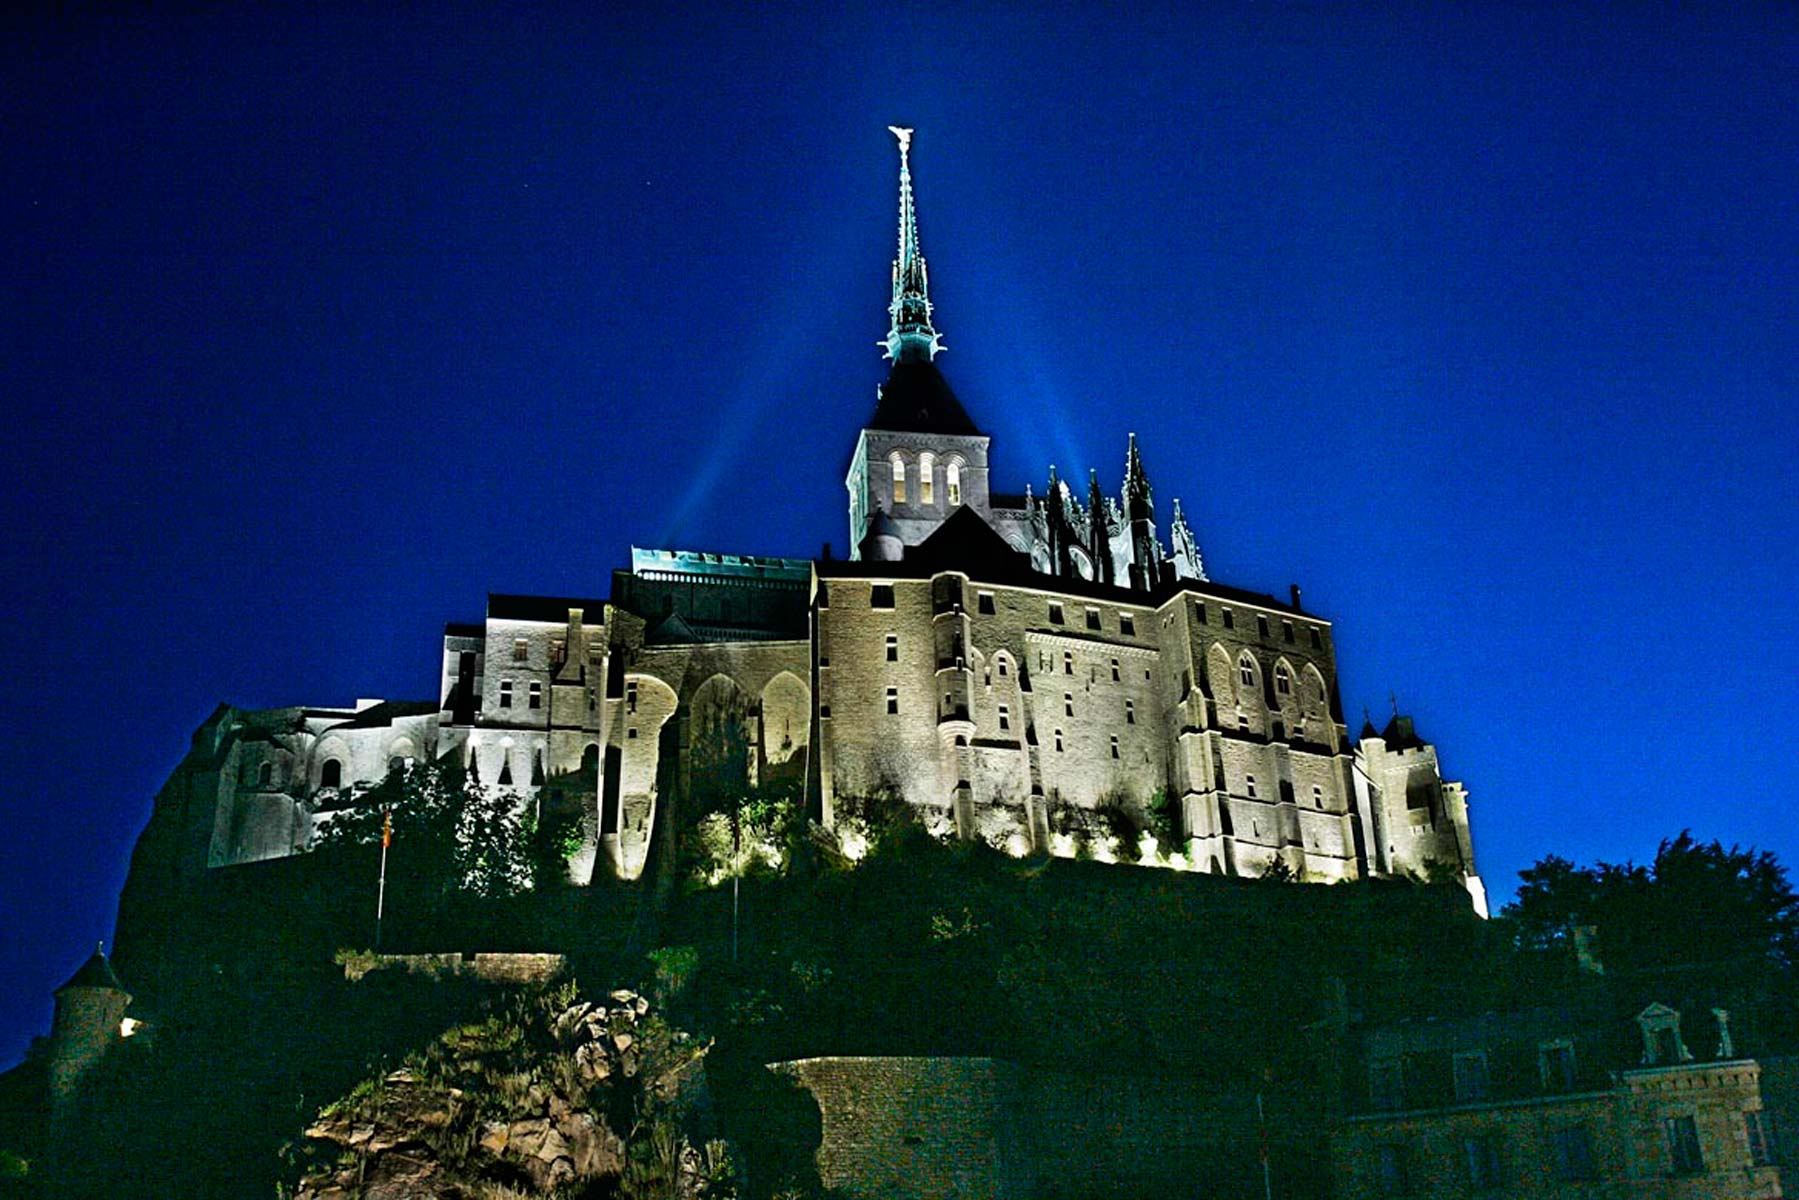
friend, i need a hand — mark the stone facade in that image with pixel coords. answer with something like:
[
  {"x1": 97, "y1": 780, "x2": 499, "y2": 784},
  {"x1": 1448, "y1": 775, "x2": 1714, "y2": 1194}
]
[
  {"x1": 129, "y1": 129, "x2": 1483, "y2": 901},
  {"x1": 1330, "y1": 1004, "x2": 1796, "y2": 1198}
]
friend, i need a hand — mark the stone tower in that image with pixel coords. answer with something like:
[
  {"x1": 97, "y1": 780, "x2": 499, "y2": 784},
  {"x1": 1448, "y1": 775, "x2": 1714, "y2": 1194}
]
[
  {"x1": 848, "y1": 128, "x2": 993, "y2": 559},
  {"x1": 46, "y1": 946, "x2": 132, "y2": 1108}
]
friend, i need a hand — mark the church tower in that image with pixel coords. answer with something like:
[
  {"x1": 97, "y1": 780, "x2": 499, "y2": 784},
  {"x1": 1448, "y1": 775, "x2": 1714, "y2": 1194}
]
[{"x1": 848, "y1": 128, "x2": 993, "y2": 561}]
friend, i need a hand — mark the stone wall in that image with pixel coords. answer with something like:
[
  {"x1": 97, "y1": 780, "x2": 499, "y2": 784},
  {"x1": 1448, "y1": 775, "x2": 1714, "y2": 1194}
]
[{"x1": 773, "y1": 1055, "x2": 1270, "y2": 1200}]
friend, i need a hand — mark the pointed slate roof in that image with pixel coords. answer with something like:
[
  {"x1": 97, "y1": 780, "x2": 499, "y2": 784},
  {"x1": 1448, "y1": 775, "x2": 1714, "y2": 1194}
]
[
  {"x1": 908, "y1": 505, "x2": 1033, "y2": 576},
  {"x1": 1380, "y1": 713, "x2": 1427, "y2": 751},
  {"x1": 868, "y1": 359, "x2": 982, "y2": 436},
  {"x1": 56, "y1": 947, "x2": 126, "y2": 995}
]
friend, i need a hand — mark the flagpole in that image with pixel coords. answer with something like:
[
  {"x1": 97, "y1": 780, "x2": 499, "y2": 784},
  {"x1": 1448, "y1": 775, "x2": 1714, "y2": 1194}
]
[{"x1": 376, "y1": 810, "x2": 391, "y2": 950}]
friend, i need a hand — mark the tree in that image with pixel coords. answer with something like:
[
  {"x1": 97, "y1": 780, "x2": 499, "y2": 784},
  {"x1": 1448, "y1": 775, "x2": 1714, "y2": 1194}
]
[
  {"x1": 311, "y1": 756, "x2": 532, "y2": 898},
  {"x1": 1500, "y1": 832, "x2": 1799, "y2": 977}
]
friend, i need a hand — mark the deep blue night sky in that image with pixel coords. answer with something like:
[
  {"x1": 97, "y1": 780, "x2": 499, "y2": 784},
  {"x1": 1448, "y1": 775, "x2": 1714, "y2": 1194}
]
[{"x1": 3, "y1": 4, "x2": 1795, "y2": 1065}]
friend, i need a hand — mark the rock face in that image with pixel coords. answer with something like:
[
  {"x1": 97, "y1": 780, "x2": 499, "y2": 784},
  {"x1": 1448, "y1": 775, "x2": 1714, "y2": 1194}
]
[{"x1": 291, "y1": 986, "x2": 731, "y2": 1199}]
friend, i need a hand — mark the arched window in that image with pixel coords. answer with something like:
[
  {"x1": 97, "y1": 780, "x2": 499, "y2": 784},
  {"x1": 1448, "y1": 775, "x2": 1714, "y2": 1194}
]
[
  {"x1": 320, "y1": 758, "x2": 342, "y2": 789},
  {"x1": 1239, "y1": 656, "x2": 1257, "y2": 687},
  {"x1": 257, "y1": 762, "x2": 273, "y2": 787},
  {"x1": 946, "y1": 460, "x2": 962, "y2": 507},
  {"x1": 1275, "y1": 664, "x2": 1291, "y2": 695},
  {"x1": 919, "y1": 452, "x2": 936, "y2": 505},
  {"x1": 890, "y1": 453, "x2": 907, "y2": 503}
]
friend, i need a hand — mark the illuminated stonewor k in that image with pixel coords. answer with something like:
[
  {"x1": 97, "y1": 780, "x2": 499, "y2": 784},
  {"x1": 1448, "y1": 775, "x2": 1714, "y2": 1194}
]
[{"x1": 884, "y1": 125, "x2": 943, "y2": 362}]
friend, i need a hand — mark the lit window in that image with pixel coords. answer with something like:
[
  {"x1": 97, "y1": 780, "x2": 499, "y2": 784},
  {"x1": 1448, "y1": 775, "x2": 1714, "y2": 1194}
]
[
  {"x1": 978, "y1": 591, "x2": 995, "y2": 614},
  {"x1": 499, "y1": 680, "x2": 514, "y2": 708},
  {"x1": 919, "y1": 452, "x2": 935, "y2": 505},
  {"x1": 1125, "y1": 700, "x2": 1135, "y2": 724},
  {"x1": 1666, "y1": 1115, "x2": 1703, "y2": 1174},
  {"x1": 886, "y1": 687, "x2": 899, "y2": 715},
  {"x1": 1452, "y1": 1051, "x2": 1489, "y2": 1102},
  {"x1": 1245, "y1": 774, "x2": 1258, "y2": 798},
  {"x1": 1275, "y1": 664, "x2": 1291, "y2": 695},
  {"x1": 871, "y1": 584, "x2": 895, "y2": 609},
  {"x1": 998, "y1": 705, "x2": 1010, "y2": 731},
  {"x1": 1240, "y1": 657, "x2": 1256, "y2": 687},
  {"x1": 320, "y1": 758, "x2": 342, "y2": 789},
  {"x1": 891, "y1": 454, "x2": 907, "y2": 503},
  {"x1": 1064, "y1": 692, "x2": 1074, "y2": 717},
  {"x1": 1110, "y1": 735, "x2": 1120, "y2": 759},
  {"x1": 1119, "y1": 614, "x2": 1135, "y2": 636},
  {"x1": 1049, "y1": 601, "x2": 1064, "y2": 624},
  {"x1": 528, "y1": 681, "x2": 542, "y2": 709},
  {"x1": 886, "y1": 634, "x2": 898, "y2": 662},
  {"x1": 513, "y1": 638, "x2": 529, "y2": 662},
  {"x1": 947, "y1": 460, "x2": 962, "y2": 506}
]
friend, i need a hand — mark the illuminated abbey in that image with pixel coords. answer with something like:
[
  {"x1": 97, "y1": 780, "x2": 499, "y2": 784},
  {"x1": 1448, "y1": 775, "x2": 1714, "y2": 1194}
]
[{"x1": 135, "y1": 129, "x2": 1484, "y2": 909}]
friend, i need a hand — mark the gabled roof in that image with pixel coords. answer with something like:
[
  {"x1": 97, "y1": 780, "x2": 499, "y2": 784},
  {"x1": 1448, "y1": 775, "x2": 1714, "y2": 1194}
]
[{"x1": 867, "y1": 360, "x2": 982, "y2": 437}]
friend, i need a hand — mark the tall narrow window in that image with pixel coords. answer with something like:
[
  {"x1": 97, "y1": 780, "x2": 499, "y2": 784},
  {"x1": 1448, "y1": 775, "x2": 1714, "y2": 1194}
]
[
  {"x1": 1063, "y1": 651, "x2": 1074, "y2": 675},
  {"x1": 499, "y1": 680, "x2": 514, "y2": 708},
  {"x1": 320, "y1": 758, "x2": 342, "y2": 789},
  {"x1": 886, "y1": 634, "x2": 899, "y2": 662},
  {"x1": 1240, "y1": 657, "x2": 1256, "y2": 687},
  {"x1": 1245, "y1": 774, "x2": 1258, "y2": 798},
  {"x1": 919, "y1": 452, "x2": 935, "y2": 505},
  {"x1": 1222, "y1": 608, "x2": 1235, "y2": 630},
  {"x1": 1063, "y1": 692, "x2": 1074, "y2": 717},
  {"x1": 627, "y1": 682, "x2": 638, "y2": 714},
  {"x1": 1746, "y1": 1111, "x2": 1774, "y2": 1167},
  {"x1": 1110, "y1": 735, "x2": 1120, "y2": 759},
  {"x1": 891, "y1": 453, "x2": 907, "y2": 503},
  {"x1": 1666, "y1": 1115, "x2": 1703, "y2": 1174},
  {"x1": 1110, "y1": 658, "x2": 1120, "y2": 682},
  {"x1": 998, "y1": 657, "x2": 1008, "y2": 677},
  {"x1": 1049, "y1": 601, "x2": 1064, "y2": 625},
  {"x1": 1257, "y1": 615, "x2": 1270, "y2": 638},
  {"x1": 1281, "y1": 620, "x2": 1295, "y2": 643},
  {"x1": 1119, "y1": 614, "x2": 1135, "y2": 636},
  {"x1": 886, "y1": 687, "x2": 899, "y2": 715},
  {"x1": 1275, "y1": 664, "x2": 1291, "y2": 695},
  {"x1": 1125, "y1": 700, "x2": 1136, "y2": 724},
  {"x1": 1054, "y1": 729, "x2": 1064, "y2": 752},
  {"x1": 257, "y1": 762, "x2": 273, "y2": 787},
  {"x1": 946, "y1": 460, "x2": 962, "y2": 507},
  {"x1": 978, "y1": 591, "x2": 995, "y2": 615},
  {"x1": 998, "y1": 704, "x2": 1010, "y2": 732},
  {"x1": 1085, "y1": 608, "x2": 1101, "y2": 631},
  {"x1": 528, "y1": 681, "x2": 543, "y2": 709}
]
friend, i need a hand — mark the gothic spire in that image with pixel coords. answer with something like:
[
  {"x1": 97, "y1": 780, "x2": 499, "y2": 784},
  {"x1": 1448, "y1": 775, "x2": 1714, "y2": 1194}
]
[
  {"x1": 883, "y1": 126, "x2": 943, "y2": 363},
  {"x1": 1123, "y1": 432, "x2": 1153, "y2": 521},
  {"x1": 1088, "y1": 468, "x2": 1116, "y2": 586}
]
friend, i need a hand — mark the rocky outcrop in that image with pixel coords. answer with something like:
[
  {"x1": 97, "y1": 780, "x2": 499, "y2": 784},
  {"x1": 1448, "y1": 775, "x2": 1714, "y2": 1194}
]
[{"x1": 291, "y1": 986, "x2": 732, "y2": 1199}]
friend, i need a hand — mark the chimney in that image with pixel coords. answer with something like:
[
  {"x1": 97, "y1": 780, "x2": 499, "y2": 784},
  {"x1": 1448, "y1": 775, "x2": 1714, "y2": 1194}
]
[
  {"x1": 1290, "y1": 583, "x2": 1303, "y2": 612},
  {"x1": 821, "y1": 541, "x2": 833, "y2": 561}
]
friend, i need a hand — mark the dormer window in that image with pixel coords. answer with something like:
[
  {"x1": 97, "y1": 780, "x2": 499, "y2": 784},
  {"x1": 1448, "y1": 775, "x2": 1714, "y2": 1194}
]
[
  {"x1": 919, "y1": 452, "x2": 935, "y2": 505},
  {"x1": 1452, "y1": 1051, "x2": 1489, "y2": 1102}
]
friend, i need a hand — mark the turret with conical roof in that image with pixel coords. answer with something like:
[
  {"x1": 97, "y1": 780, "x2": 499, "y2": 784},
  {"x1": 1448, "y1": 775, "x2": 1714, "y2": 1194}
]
[{"x1": 47, "y1": 944, "x2": 132, "y2": 1107}]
